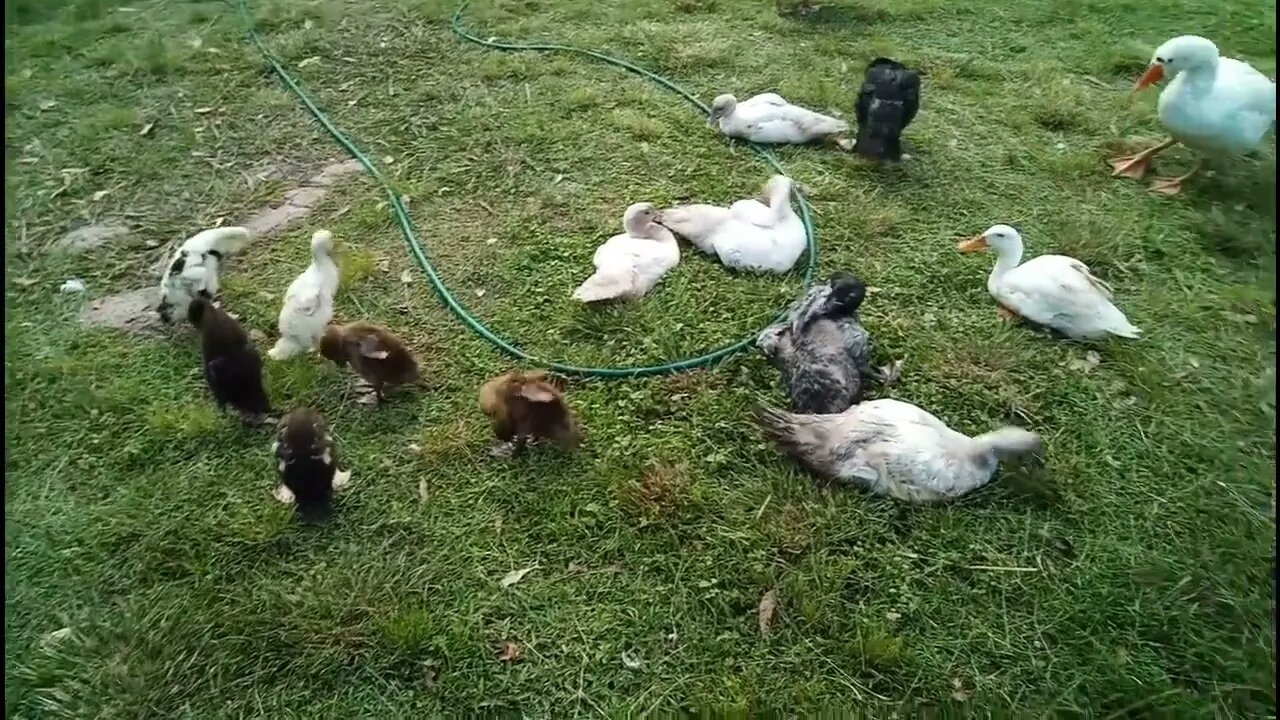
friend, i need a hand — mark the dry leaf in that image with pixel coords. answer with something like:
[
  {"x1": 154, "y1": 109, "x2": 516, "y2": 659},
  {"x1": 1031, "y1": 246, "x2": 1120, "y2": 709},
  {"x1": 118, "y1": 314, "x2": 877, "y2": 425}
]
[
  {"x1": 422, "y1": 663, "x2": 438, "y2": 688},
  {"x1": 298, "y1": 56, "x2": 321, "y2": 68},
  {"x1": 758, "y1": 589, "x2": 779, "y2": 636},
  {"x1": 485, "y1": 237, "x2": 498, "y2": 245},
  {"x1": 91, "y1": 189, "x2": 112, "y2": 202},
  {"x1": 1224, "y1": 311, "x2": 1258, "y2": 324},
  {"x1": 1067, "y1": 350, "x2": 1101, "y2": 374},
  {"x1": 13, "y1": 277, "x2": 38, "y2": 288},
  {"x1": 499, "y1": 565, "x2": 536, "y2": 588},
  {"x1": 139, "y1": 121, "x2": 155, "y2": 136},
  {"x1": 566, "y1": 562, "x2": 588, "y2": 574},
  {"x1": 407, "y1": 442, "x2": 422, "y2": 453},
  {"x1": 496, "y1": 641, "x2": 521, "y2": 662},
  {"x1": 38, "y1": 99, "x2": 58, "y2": 110},
  {"x1": 399, "y1": 269, "x2": 414, "y2": 284},
  {"x1": 193, "y1": 106, "x2": 215, "y2": 114},
  {"x1": 417, "y1": 478, "x2": 429, "y2": 501},
  {"x1": 620, "y1": 651, "x2": 643, "y2": 669},
  {"x1": 475, "y1": 288, "x2": 486, "y2": 298},
  {"x1": 950, "y1": 677, "x2": 972, "y2": 701}
]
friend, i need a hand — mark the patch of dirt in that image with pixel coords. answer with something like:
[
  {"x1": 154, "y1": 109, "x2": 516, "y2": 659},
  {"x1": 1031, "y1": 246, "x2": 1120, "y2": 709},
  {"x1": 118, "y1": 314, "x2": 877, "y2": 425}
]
[
  {"x1": 54, "y1": 223, "x2": 130, "y2": 253},
  {"x1": 80, "y1": 287, "x2": 162, "y2": 332},
  {"x1": 242, "y1": 158, "x2": 364, "y2": 237}
]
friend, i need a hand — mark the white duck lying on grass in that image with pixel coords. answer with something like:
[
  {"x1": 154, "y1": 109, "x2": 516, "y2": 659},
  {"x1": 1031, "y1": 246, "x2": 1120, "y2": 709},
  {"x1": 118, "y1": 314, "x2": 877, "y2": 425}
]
[
  {"x1": 957, "y1": 224, "x2": 1141, "y2": 341},
  {"x1": 572, "y1": 203, "x2": 679, "y2": 302},
  {"x1": 709, "y1": 92, "x2": 850, "y2": 147},
  {"x1": 1109, "y1": 34, "x2": 1276, "y2": 195},
  {"x1": 659, "y1": 176, "x2": 807, "y2": 273},
  {"x1": 758, "y1": 399, "x2": 1042, "y2": 503},
  {"x1": 269, "y1": 230, "x2": 340, "y2": 359}
]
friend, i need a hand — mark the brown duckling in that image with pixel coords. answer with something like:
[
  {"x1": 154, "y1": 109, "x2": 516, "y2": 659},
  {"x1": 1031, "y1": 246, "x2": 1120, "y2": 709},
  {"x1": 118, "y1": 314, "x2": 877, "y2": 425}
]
[
  {"x1": 188, "y1": 296, "x2": 273, "y2": 422},
  {"x1": 478, "y1": 370, "x2": 581, "y2": 456},
  {"x1": 272, "y1": 408, "x2": 351, "y2": 523},
  {"x1": 319, "y1": 322, "x2": 420, "y2": 403}
]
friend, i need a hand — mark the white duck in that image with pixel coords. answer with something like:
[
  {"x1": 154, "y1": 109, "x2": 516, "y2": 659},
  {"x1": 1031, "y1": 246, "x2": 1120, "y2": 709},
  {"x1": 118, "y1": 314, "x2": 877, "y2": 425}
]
[
  {"x1": 706, "y1": 175, "x2": 807, "y2": 273},
  {"x1": 1109, "y1": 35, "x2": 1275, "y2": 195},
  {"x1": 657, "y1": 177, "x2": 786, "y2": 255},
  {"x1": 710, "y1": 93, "x2": 849, "y2": 146},
  {"x1": 156, "y1": 226, "x2": 251, "y2": 323},
  {"x1": 758, "y1": 399, "x2": 1042, "y2": 503},
  {"x1": 572, "y1": 203, "x2": 679, "y2": 302},
  {"x1": 957, "y1": 224, "x2": 1141, "y2": 340},
  {"x1": 268, "y1": 230, "x2": 340, "y2": 359}
]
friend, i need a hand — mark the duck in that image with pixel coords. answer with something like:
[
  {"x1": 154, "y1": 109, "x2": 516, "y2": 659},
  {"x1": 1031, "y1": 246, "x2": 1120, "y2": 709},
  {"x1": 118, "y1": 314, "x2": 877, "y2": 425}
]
[
  {"x1": 756, "y1": 273, "x2": 901, "y2": 414},
  {"x1": 757, "y1": 399, "x2": 1042, "y2": 503},
  {"x1": 572, "y1": 203, "x2": 679, "y2": 302},
  {"x1": 272, "y1": 408, "x2": 351, "y2": 523},
  {"x1": 705, "y1": 175, "x2": 807, "y2": 273},
  {"x1": 188, "y1": 296, "x2": 272, "y2": 421},
  {"x1": 319, "y1": 322, "x2": 421, "y2": 404},
  {"x1": 956, "y1": 224, "x2": 1141, "y2": 340},
  {"x1": 854, "y1": 58, "x2": 921, "y2": 162},
  {"x1": 268, "y1": 230, "x2": 340, "y2": 359},
  {"x1": 1109, "y1": 35, "x2": 1275, "y2": 195},
  {"x1": 156, "y1": 226, "x2": 251, "y2": 323},
  {"x1": 478, "y1": 370, "x2": 581, "y2": 457},
  {"x1": 709, "y1": 92, "x2": 850, "y2": 146}
]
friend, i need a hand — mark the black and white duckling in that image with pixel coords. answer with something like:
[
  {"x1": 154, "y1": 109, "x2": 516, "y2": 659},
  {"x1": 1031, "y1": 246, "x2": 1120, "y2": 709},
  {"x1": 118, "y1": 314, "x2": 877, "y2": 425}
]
[
  {"x1": 756, "y1": 273, "x2": 900, "y2": 414},
  {"x1": 758, "y1": 400, "x2": 1042, "y2": 503},
  {"x1": 156, "y1": 226, "x2": 251, "y2": 323},
  {"x1": 272, "y1": 408, "x2": 351, "y2": 523},
  {"x1": 853, "y1": 58, "x2": 921, "y2": 163},
  {"x1": 319, "y1": 322, "x2": 421, "y2": 405},
  {"x1": 188, "y1": 296, "x2": 272, "y2": 421}
]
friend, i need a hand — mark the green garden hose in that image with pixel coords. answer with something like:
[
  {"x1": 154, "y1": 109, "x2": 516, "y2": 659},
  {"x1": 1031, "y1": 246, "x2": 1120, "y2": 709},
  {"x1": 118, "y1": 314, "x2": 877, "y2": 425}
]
[{"x1": 237, "y1": 0, "x2": 819, "y2": 377}]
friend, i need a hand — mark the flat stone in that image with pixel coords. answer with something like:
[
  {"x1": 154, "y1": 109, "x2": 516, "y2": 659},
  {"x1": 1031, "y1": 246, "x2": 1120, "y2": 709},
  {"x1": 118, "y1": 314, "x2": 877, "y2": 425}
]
[
  {"x1": 242, "y1": 159, "x2": 365, "y2": 236},
  {"x1": 80, "y1": 286, "x2": 161, "y2": 333},
  {"x1": 54, "y1": 224, "x2": 130, "y2": 253}
]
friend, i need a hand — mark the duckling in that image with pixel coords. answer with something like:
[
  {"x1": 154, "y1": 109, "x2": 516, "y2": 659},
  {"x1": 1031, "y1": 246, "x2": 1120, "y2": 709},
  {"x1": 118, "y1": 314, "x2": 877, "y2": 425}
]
[
  {"x1": 478, "y1": 370, "x2": 581, "y2": 456},
  {"x1": 854, "y1": 58, "x2": 921, "y2": 162},
  {"x1": 709, "y1": 93, "x2": 849, "y2": 146},
  {"x1": 188, "y1": 296, "x2": 272, "y2": 421},
  {"x1": 758, "y1": 399, "x2": 1042, "y2": 502},
  {"x1": 756, "y1": 273, "x2": 900, "y2": 414},
  {"x1": 268, "y1": 230, "x2": 339, "y2": 360},
  {"x1": 272, "y1": 408, "x2": 351, "y2": 523},
  {"x1": 572, "y1": 203, "x2": 679, "y2": 302},
  {"x1": 156, "y1": 226, "x2": 251, "y2": 323},
  {"x1": 319, "y1": 322, "x2": 420, "y2": 404}
]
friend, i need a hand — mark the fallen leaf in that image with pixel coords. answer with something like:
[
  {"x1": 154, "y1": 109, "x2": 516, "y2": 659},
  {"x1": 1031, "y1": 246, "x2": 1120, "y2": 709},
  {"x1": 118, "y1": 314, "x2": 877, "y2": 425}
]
[
  {"x1": 59, "y1": 278, "x2": 86, "y2": 294},
  {"x1": 496, "y1": 641, "x2": 521, "y2": 662},
  {"x1": 422, "y1": 663, "x2": 438, "y2": 688},
  {"x1": 18, "y1": 157, "x2": 39, "y2": 164},
  {"x1": 417, "y1": 478, "x2": 429, "y2": 501},
  {"x1": 566, "y1": 562, "x2": 588, "y2": 574},
  {"x1": 499, "y1": 565, "x2": 536, "y2": 588},
  {"x1": 1066, "y1": 350, "x2": 1101, "y2": 374},
  {"x1": 91, "y1": 189, "x2": 112, "y2": 202},
  {"x1": 13, "y1": 277, "x2": 38, "y2": 288},
  {"x1": 885, "y1": 611, "x2": 902, "y2": 621},
  {"x1": 620, "y1": 651, "x2": 643, "y2": 669},
  {"x1": 193, "y1": 106, "x2": 215, "y2": 114},
  {"x1": 475, "y1": 288, "x2": 486, "y2": 298},
  {"x1": 38, "y1": 99, "x2": 58, "y2": 111},
  {"x1": 951, "y1": 677, "x2": 972, "y2": 701},
  {"x1": 1224, "y1": 311, "x2": 1258, "y2": 325},
  {"x1": 758, "y1": 589, "x2": 779, "y2": 636},
  {"x1": 407, "y1": 442, "x2": 422, "y2": 453},
  {"x1": 485, "y1": 237, "x2": 498, "y2": 245},
  {"x1": 298, "y1": 56, "x2": 321, "y2": 68},
  {"x1": 139, "y1": 121, "x2": 155, "y2": 136},
  {"x1": 399, "y1": 269, "x2": 414, "y2": 284},
  {"x1": 42, "y1": 627, "x2": 74, "y2": 647}
]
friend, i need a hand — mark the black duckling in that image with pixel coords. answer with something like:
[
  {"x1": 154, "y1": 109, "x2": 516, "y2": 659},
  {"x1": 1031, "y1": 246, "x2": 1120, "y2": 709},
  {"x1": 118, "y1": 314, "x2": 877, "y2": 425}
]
[
  {"x1": 189, "y1": 296, "x2": 272, "y2": 421},
  {"x1": 756, "y1": 273, "x2": 901, "y2": 415},
  {"x1": 854, "y1": 58, "x2": 921, "y2": 162},
  {"x1": 272, "y1": 408, "x2": 351, "y2": 523},
  {"x1": 319, "y1": 322, "x2": 420, "y2": 404},
  {"x1": 478, "y1": 370, "x2": 581, "y2": 457}
]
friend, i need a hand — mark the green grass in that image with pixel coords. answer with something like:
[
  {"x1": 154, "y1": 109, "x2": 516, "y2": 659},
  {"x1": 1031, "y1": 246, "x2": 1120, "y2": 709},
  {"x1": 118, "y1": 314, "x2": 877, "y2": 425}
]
[{"x1": 5, "y1": 0, "x2": 1276, "y2": 714}]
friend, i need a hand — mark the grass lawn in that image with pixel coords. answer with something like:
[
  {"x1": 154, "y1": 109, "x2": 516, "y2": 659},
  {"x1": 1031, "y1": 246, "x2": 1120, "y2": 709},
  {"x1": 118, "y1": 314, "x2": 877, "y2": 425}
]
[{"x1": 4, "y1": 0, "x2": 1276, "y2": 714}]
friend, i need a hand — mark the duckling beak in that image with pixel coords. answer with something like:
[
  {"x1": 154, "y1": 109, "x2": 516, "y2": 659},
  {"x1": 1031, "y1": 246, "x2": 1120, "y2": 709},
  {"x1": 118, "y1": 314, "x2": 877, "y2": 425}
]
[
  {"x1": 956, "y1": 235, "x2": 989, "y2": 253},
  {"x1": 1133, "y1": 64, "x2": 1164, "y2": 93}
]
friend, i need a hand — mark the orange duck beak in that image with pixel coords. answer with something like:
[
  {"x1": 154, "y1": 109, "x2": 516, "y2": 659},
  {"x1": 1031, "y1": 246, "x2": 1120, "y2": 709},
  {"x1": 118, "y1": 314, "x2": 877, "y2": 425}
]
[
  {"x1": 1133, "y1": 64, "x2": 1164, "y2": 93},
  {"x1": 956, "y1": 235, "x2": 989, "y2": 253}
]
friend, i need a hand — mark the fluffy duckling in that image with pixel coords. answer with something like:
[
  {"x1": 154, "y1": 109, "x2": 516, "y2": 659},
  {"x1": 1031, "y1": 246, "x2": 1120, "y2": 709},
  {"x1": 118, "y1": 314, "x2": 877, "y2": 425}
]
[
  {"x1": 854, "y1": 58, "x2": 921, "y2": 162},
  {"x1": 709, "y1": 93, "x2": 849, "y2": 146},
  {"x1": 319, "y1": 322, "x2": 420, "y2": 404},
  {"x1": 156, "y1": 226, "x2": 251, "y2": 323},
  {"x1": 272, "y1": 408, "x2": 351, "y2": 523},
  {"x1": 188, "y1": 297, "x2": 272, "y2": 421},
  {"x1": 756, "y1": 273, "x2": 900, "y2": 414},
  {"x1": 957, "y1": 224, "x2": 1141, "y2": 340},
  {"x1": 478, "y1": 370, "x2": 581, "y2": 456},
  {"x1": 758, "y1": 399, "x2": 1042, "y2": 503},
  {"x1": 572, "y1": 203, "x2": 679, "y2": 302},
  {"x1": 268, "y1": 230, "x2": 339, "y2": 360}
]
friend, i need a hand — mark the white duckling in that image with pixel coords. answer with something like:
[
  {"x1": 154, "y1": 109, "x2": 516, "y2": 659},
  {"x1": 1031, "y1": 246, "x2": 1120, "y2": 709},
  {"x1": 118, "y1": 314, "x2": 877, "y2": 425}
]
[
  {"x1": 156, "y1": 226, "x2": 251, "y2": 323},
  {"x1": 706, "y1": 175, "x2": 807, "y2": 273},
  {"x1": 758, "y1": 399, "x2": 1042, "y2": 503},
  {"x1": 572, "y1": 203, "x2": 679, "y2": 302},
  {"x1": 957, "y1": 224, "x2": 1141, "y2": 341},
  {"x1": 1109, "y1": 35, "x2": 1275, "y2": 195},
  {"x1": 710, "y1": 92, "x2": 849, "y2": 146},
  {"x1": 268, "y1": 230, "x2": 340, "y2": 359}
]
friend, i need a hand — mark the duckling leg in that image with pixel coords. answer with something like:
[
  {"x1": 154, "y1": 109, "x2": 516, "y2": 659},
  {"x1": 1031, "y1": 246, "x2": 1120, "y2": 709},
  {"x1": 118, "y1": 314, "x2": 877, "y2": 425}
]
[
  {"x1": 273, "y1": 484, "x2": 295, "y2": 503},
  {"x1": 332, "y1": 469, "x2": 352, "y2": 490},
  {"x1": 354, "y1": 378, "x2": 379, "y2": 406},
  {"x1": 996, "y1": 305, "x2": 1020, "y2": 322},
  {"x1": 1148, "y1": 159, "x2": 1202, "y2": 195},
  {"x1": 487, "y1": 440, "x2": 516, "y2": 458},
  {"x1": 1107, "y1": 138, "x2": 1176, "y2": 179}
]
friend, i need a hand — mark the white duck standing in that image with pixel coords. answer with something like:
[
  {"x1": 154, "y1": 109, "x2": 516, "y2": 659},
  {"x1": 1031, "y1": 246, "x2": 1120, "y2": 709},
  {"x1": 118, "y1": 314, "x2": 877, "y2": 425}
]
[
  {"x1": 572, "y1": 203, "x2": 679, "y2": 302},
  {"x1": 156, "y1": 226, "x2": 251, "y2": 323},
  {"x1": 706, "y1": 175, "x2": 807, "y2": 273},
  {"x1": 268, "y1": 230, "x2": 340, "y2": 359},
  {"x1": 709, "y1": 93, "x2": 849, "y2": 146},
  {"x1": 758, "y1": 399, "x2": 1042, "y2": 503},
  {"x1": 957, "y1": 224, "x2": 1141, "y2": 341},
  {"x1": 1109, "y1": 35, "x2": 1275, "y2": 195}
]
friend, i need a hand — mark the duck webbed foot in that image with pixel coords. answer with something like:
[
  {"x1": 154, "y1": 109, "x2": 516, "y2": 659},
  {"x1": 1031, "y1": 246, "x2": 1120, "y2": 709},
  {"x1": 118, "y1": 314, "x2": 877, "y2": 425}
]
[
  {"x1": 1107, "y1": 138, "x2": 1177, "y2": 179},
  {"x1": 996, "y1": 305, "x2": 1020, "y2": 322},
  {"x1": 1149, "y1": 160, "x2": 1202, "y2": 195}
]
